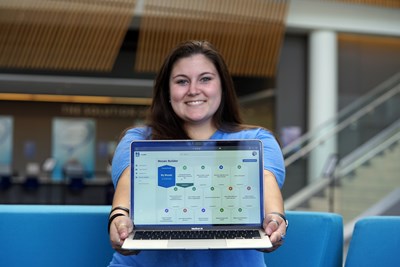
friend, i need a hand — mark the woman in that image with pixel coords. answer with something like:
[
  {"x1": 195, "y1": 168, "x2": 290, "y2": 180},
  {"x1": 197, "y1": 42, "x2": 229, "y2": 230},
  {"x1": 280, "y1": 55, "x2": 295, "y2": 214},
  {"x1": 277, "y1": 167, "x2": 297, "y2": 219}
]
[{"x1": 108, "y1": 40, "x2": 287, "y2": 267}]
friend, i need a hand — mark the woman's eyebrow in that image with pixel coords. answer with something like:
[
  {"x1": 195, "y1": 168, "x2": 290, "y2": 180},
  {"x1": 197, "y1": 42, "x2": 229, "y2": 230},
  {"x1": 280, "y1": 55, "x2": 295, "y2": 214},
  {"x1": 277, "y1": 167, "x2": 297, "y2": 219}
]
[
  {"x1": 171, "y1": 74, "x2": 187, "y2": 79},
  {"x1": 199, "y1": 71, "x2": 216, "y2": 76},
  {"x1": 171, "y1": 71, "x2": 216, "y2": 79}
]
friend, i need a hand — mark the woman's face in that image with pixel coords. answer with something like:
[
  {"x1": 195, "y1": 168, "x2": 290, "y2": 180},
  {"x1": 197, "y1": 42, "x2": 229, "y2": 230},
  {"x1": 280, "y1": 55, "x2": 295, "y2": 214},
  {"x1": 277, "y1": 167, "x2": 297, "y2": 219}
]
[{"x1": 169, "y1": 54, "x2": 222, "y2": 127}]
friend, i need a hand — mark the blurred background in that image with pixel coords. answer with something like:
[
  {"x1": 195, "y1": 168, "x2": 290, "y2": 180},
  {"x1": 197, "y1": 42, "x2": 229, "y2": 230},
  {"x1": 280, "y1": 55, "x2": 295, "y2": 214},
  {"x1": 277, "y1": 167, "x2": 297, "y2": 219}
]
[{"x1": 0, "y1": 0, "x2": 399, "y2": 252}]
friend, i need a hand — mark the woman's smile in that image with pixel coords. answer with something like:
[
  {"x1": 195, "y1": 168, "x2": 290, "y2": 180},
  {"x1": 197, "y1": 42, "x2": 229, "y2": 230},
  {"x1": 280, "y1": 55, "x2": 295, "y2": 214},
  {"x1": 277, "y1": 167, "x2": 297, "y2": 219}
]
[
  {"x1": 185, "y1": 100, "x2": 206, "y2": 105},
  {"x1": 169, "y1": 54, "x2": 222, "y2": 126}
]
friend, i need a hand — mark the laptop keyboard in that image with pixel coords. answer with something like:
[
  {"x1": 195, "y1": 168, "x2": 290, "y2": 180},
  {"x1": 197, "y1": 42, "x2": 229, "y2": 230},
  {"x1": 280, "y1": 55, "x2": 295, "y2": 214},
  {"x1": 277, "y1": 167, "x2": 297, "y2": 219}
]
[{"x1": 133, "y1": 230, "x2": 261, "y2": 240}]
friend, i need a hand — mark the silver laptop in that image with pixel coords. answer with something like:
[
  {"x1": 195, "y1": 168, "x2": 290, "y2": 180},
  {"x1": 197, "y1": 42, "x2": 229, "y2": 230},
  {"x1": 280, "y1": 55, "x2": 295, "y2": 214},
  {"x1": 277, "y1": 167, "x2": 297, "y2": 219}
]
[{"x1": 122, "y1": 139, "x2": 272, "y2": 250}]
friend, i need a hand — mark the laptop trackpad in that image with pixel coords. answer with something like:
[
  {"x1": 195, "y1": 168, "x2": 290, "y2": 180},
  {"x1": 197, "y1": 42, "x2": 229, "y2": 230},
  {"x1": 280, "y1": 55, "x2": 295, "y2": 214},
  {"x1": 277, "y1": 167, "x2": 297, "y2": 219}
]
[{"x1": 168, "y1": 240, "x2": 227, "y2": 249}]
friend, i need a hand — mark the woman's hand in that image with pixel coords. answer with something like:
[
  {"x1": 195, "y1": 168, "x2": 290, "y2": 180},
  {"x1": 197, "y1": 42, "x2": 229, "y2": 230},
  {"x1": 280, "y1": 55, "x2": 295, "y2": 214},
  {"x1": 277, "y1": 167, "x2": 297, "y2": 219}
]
[
  {"x1": 109, "y1": 168, "x2": 139, "y2": 255},
  {"x1": 260, "y1": 170, "x2": 287, "y2": 253},
  {"x1": 260, "y1": 212, "x2": 288, "y2": 253},
  {"x1": 109, "y1": 214, "x2": 140, "y2": 255}
]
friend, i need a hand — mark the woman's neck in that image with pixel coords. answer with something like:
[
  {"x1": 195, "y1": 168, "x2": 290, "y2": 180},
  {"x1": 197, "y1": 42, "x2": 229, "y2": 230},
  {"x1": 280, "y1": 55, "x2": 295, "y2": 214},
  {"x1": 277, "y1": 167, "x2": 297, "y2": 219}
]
[{"x1": 185, "y1": 122, "x2": 217, "y2": 140}]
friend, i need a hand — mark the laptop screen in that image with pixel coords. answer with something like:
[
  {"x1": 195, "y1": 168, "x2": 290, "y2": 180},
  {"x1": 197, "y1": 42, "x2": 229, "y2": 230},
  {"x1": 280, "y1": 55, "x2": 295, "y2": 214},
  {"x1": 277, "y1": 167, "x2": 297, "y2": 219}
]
[{"x1": 130, "y1": 140, "x2": 264, "y2": 228}]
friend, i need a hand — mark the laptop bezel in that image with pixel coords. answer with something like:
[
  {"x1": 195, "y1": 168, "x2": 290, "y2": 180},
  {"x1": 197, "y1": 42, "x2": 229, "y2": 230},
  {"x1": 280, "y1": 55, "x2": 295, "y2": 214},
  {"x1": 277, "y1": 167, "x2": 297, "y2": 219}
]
[{"x1": 129, "y1": 139, "x2": 265, "y2": 230}]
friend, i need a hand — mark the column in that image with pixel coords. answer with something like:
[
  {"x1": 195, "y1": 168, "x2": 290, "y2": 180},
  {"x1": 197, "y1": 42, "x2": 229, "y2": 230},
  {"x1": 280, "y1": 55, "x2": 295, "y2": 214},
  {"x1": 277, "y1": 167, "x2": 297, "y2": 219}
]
[{"x1": 308, "y1": 30, "x2": 338, "y2": 183}]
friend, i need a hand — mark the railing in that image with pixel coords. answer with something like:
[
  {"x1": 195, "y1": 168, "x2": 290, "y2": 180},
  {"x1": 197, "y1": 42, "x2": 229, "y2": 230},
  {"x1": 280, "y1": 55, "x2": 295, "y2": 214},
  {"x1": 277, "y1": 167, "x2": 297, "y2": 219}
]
[
  {"x1": 284, "y1": 72, "x2": 400, "y2": 210},
  {"x1": 283, "y1": 72, "x2": 400, "y2": 164},
  {"x1": 285, "y1": 120, "x2": 400, "y2": 210},
  {"x1": 338, "y1": 119, "x2": 400, "y2": 178}
]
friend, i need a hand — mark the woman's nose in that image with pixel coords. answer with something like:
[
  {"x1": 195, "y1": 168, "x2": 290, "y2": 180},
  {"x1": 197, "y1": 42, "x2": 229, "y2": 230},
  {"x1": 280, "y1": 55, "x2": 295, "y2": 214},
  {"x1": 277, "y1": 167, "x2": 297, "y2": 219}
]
[{"x1": 188, "y1": 82, "x2": 200, "y2": 96}]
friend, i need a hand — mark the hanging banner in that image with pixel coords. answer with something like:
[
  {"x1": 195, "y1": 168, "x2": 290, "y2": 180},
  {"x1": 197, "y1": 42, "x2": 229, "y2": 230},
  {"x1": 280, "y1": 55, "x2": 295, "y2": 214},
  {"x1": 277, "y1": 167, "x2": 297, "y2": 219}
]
[
  {"x1": 0, "y1": 116, "x2": 13, "y2": 175},
  {"x1": 52, "y1": 117, "x2": 96, "y2": 180}
]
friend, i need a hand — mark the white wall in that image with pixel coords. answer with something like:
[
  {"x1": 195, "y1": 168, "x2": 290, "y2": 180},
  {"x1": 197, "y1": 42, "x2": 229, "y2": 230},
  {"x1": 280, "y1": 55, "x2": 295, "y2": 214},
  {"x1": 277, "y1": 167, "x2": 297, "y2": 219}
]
[{"x1": 287, "y1": 0, "x2": 400, "y2": 37}]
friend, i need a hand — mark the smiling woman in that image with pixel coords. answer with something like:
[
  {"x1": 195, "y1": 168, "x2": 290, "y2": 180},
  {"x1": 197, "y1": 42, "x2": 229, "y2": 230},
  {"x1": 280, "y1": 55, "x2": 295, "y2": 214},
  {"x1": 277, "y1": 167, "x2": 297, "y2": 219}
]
[
  {"x1": 148, "y1": 40, "x2": 247, "y2": 140},
  {"x1": 169, "y1": 54, "x2": 222, "y2": 138},
  {"x1": 108, "y1": 40, "x2": 287, "y2": 267}
]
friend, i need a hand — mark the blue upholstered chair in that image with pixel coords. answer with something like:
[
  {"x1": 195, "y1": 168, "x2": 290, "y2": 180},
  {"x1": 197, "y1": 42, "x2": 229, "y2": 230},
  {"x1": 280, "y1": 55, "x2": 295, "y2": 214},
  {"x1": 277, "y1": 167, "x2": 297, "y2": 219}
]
[
  {"x1": 345, "y1": 216, "x2": 400, "y2": 267},
  {"x1": 264, "y1": 211, "x2": 343, "y2": 267},
  {"x1": 0, "y1": 205, "x2": 114, "y2": 267},
  {"x1": 0, "y1": 206, "x2": 344, "y2": 267}
]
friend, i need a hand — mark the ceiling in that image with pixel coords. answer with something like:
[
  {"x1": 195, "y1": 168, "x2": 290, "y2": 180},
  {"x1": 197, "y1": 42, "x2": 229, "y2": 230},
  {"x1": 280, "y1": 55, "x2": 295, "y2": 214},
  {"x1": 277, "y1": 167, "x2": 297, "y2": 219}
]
[{"x1": 0, "y1": 0, "x2": 398, "y2": 103}]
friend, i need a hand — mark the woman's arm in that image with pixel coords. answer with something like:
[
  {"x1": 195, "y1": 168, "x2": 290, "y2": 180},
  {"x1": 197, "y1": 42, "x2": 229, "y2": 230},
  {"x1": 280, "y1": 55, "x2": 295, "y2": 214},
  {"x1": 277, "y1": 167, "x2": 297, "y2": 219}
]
[
  {"x1": 109, "y1": 167, "x2": 138, "y2": 255},
  {"x1": 262, "y1": 169, "x2": 287, "y2": 252}
]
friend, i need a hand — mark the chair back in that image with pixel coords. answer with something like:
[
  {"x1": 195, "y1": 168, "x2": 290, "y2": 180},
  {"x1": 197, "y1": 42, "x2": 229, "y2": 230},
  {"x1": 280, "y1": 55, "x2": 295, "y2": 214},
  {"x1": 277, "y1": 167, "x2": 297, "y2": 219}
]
[
  {"x1": 264, "y1": 211, "x2": 343, "y2": 267},
  {"x1": 0, "y1": 205, "x2": 114, "y2": 267},
  {"x1": 345, "y1": 216, "x2": 400, "y2": 267}
]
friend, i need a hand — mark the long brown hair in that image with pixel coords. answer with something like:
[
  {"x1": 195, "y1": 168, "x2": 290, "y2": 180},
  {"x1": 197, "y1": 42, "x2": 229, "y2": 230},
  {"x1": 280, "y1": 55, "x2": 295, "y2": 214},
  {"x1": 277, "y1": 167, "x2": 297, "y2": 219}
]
[{"x1": 147, "y1": 40, "x2": 248, "y2": 140}]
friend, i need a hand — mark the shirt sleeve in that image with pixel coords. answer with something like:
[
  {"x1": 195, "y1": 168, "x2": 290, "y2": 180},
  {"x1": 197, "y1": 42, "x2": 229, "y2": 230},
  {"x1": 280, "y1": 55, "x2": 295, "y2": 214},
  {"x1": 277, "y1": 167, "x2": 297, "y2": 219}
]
[
  {"x1": 111, "y1": 127, "x2": 148, "y2": 187},
  {"x1": 256, "y1": 128, "x2": 286, "y2": 188}
]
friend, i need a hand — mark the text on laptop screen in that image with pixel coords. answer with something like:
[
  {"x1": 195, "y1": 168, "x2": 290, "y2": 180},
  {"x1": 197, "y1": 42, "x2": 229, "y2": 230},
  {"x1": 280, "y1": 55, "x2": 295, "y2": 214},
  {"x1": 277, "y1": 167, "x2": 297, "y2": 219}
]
[{"x1": 131, "y1": 140, "x2": 264, "y2": 227}]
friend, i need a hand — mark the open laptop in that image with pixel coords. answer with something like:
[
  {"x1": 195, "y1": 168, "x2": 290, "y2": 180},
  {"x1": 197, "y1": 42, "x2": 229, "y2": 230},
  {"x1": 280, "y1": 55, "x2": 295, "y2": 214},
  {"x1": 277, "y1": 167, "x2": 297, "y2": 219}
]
[{"x1": 122, "y1": 139, "x2": 272, "y2": 250}]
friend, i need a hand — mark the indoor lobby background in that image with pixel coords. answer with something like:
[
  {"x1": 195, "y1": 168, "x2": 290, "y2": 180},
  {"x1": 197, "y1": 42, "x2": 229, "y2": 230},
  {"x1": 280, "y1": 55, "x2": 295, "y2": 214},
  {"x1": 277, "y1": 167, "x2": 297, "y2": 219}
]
[{"x1": 0, "y1": 0, "x2": 399, "y2": 241}]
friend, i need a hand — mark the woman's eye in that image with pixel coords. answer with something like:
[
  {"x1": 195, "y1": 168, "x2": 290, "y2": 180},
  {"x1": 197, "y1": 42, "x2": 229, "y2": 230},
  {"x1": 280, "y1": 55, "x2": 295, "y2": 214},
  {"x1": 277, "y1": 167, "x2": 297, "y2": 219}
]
[
  {"x1": 176, "y1": 79, "x2": 188, "y2": 85},
  {"x1": 200, "y1": 76, "x2": 211, "y2": 83}
]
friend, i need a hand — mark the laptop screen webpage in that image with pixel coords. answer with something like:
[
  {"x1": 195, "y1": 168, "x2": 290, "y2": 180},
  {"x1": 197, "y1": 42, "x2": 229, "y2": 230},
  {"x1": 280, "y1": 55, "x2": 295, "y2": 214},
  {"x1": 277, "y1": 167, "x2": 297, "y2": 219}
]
[{"x1": 130, "y1": 140, "x2": 264, "y2": 228}]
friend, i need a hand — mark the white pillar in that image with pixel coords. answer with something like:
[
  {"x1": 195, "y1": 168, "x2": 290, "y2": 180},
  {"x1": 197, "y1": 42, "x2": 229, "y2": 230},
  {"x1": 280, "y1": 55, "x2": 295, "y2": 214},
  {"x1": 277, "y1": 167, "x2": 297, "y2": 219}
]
[{"x1": 308, "y1": 30, "x2": 338, "y2": 183}]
